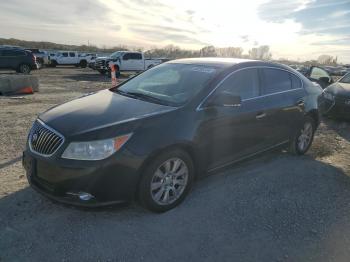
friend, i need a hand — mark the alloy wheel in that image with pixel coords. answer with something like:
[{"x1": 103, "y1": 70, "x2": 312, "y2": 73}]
[
  {"x1": 297, "y1": 122, "x2": 313, "y2": 152},
  {"x1": 150, "y1": 158, "x2": 189, "y2": 205}
]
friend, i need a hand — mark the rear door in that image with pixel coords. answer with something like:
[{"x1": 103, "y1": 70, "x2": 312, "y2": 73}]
[
  {"x1": 258, "y1": 68, "x2": 306, "y2": 146},
  {"x1": 197, "y1": 68, "x2": 269, "y2": 170}
]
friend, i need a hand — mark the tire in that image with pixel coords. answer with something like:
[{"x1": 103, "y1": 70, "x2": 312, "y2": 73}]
[
  {"x1": 18, "y1": 64, "x2": 31, "y2": 74},
  {"x1": 79, "y1": 60, "x2": 87, "y2": 68},
  {"x1": 50, "y1": 60, "x2": 57, "y2": 68},
  {"x1": 98, "y1": 70, "x2": 106, "y2": 75},
  {"x1": 289, "y1": 116, "x2": 316, "y2": 155},
  {"x1": 138, "y1": 149, "x2": 195, "y2": 212}
]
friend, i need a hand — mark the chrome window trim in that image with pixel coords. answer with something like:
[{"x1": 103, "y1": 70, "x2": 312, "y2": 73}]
[
  {"x1": 28, "y1": 119, "x2": 65, "y2": 157},
  {"x1": 196, "y1": 66, "x2": 304, "y2": 111}
]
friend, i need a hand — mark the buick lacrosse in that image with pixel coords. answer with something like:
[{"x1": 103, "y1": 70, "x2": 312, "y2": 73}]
[{"x1": 23, "y1": 58, "x2": 322, "y2": 212}]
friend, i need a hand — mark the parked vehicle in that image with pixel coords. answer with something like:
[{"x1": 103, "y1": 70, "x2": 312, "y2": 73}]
[
  {"x1": 95, "y1": 51, "x2": 162, "y2": 76},
  {"x1": 0, "y1": 46, "x2": 38, "y2": 73},
  {"x1": 303, "y1": 66, "x2": 334, "y2": 89},
  {"x1": 49, "y1": 51, "x2": 90, "y2": 68},
  {"x1": 23, "y1": 58, "x2": 322, "y2": 212},
  {"x1": 25, "y1": 48, "x2": 49, "y2": 68},
  {"x1": 320, "y1": 72, "x2": 350, "y2": 120}
]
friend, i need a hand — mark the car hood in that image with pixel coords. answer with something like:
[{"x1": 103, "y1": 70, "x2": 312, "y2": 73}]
[
  {"x1": 325, "y1": 82, "x2": 350, "y2": 98},
  {"x1": 95, "y1": 57, "x2": 109, "y2": 61},
  {"x1": 39, "y1": 90, "x2": 174, "y2": 137}
]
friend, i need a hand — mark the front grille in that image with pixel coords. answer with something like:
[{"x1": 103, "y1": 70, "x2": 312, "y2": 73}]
[
  {"x1": 29, "y1": 120, "x2": 64, "y2": 156},
  {"x1": 95, "y1": 59, "x2": 106, "y2": 67}
]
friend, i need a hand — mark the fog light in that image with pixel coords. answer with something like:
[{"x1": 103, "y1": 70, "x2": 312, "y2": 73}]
[{"x1": 79, "y1": 192, "x2": 94, "y2": 201}]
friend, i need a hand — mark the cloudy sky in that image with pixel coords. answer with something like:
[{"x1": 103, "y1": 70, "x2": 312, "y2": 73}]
[{"x1": 0, "y1": 0, "x2": 349, "y2": 62}]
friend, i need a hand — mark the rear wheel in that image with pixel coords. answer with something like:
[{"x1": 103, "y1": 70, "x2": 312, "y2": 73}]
[
  {"x1": 50, "y1": 60, "x2": 57, "y2": 67},
  {"x1": 18, "y1": 64, "x2": 31, "y2": 74},
  {"x1": 289, "y1": 116, "x2": 316, "y2": 155},
  {"x1": 138, "y1": 150, "x2": 195, "y2": 212}
]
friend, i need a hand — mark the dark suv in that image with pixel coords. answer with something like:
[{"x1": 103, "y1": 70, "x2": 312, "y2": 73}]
[{"x1": 0, "y1": 47, "x2": 38, "y2": 73}]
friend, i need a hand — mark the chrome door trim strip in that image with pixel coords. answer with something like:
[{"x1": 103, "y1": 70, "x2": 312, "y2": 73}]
[{"x1": 196, "y1": 66, "x2": 304, "y2": 111}]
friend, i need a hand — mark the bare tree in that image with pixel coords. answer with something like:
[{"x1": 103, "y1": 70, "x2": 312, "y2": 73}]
[{"x1": 248, "y1": 45, "x2": 272, "y2": 60}]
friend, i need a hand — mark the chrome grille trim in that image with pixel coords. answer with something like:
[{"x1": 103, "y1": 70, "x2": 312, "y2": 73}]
[{"x1": 28, "y1": 119, "x2": 65, "y2": 157}]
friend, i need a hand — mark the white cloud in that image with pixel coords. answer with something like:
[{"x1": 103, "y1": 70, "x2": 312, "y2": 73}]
[{"x1": 0, "y1": 0, "x2": 349, "y2": 62}]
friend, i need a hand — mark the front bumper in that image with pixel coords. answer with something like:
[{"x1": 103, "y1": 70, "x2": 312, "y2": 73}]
[{"x1": 22, "y1": 148, "x2": 142, "y2": 207}]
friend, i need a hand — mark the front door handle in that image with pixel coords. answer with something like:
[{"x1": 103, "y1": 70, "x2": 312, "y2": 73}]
[{"x1": 256, "y1": 112, "x2": 266, "y2": 119}]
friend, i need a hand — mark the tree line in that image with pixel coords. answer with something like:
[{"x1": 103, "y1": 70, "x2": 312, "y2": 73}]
[{"x1": 0, "y1": 38, "x2": 341, "y2": 65}]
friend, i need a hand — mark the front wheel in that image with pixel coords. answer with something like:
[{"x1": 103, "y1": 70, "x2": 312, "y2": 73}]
[
  {"x1": 289, "y1": 116, "x2": 316, "y2": 155},
  {"x1": 138, "y1": 150, "x2": 195, "y2": 212}
]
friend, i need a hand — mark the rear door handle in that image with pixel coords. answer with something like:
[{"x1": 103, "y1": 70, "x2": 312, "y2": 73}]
[{"x1": 256, "y1": 112, "x2": 266, "y2": 119}]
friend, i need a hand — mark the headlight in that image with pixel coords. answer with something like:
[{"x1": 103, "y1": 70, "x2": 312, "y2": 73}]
[
  {"x1": 323, "y1": 92, "x2": 334, "y2": 101},
  {"x1": 62, "y1": 133, "x2": 132, "y2": 160}
]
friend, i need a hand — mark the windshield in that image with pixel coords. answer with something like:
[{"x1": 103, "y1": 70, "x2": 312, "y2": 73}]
[
  {"x1": 110, "y1": 51, "x2": 123, "y2": 59},
  {"x1": 339, "y1": 73, "x2": 350, "y2": 84},
  {"x1": 115, "y1": 63, "x2": 219, "y2": 106}
]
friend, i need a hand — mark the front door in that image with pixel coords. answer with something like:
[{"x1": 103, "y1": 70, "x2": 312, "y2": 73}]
[{"x1": 196, "y1": 68, "x2": 268, "y2": 170}]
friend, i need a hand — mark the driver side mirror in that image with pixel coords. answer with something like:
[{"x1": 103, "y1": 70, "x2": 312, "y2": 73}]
[{"x1": 206, "y1": 92, "x2": 242, "y2": 108}]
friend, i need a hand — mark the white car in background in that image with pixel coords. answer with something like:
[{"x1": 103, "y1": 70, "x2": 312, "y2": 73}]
[
  {"x1": 49, "y1": 51, "x2": 91, "y2": 68},
  {"x1": 95, "y1": 51, "x2": 162, "y2": 76}
]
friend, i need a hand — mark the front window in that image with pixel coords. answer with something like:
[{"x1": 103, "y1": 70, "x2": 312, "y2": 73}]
[
  {"x1": 110, "y1": 51, "x2": 124, "y2": 59},
  {"x1": 114, "y1": 63, "x2": 219, "y2": 106},
  {"x1": 339, "y1": 73, "x2": 350, "y2": 84}
]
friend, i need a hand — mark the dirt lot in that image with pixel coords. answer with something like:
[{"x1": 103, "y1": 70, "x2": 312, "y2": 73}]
[{"x1": 0, "y1": 67, "x2": 350, "y2": 261}]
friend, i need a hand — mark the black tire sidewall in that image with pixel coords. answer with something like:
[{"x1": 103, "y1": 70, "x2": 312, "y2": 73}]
[
  {"x1": 80, "y1": 60, "x2": 87, "y2": 68},
  {"x1": 138, "y1": 149, "x2": 195, "y2": 212}
]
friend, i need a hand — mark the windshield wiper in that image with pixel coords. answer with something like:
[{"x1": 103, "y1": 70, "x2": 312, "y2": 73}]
[{"x1": 115, "y1": 90, "x2": 172, "y2": 106}]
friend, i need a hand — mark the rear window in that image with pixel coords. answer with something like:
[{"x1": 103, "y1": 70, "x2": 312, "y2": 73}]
[
  {"x1": 69, "y1": 52, "x2": 75, "y2": 57},
  {"x1": 261, "y1": 68, "x2": 291, "y2": 95}
]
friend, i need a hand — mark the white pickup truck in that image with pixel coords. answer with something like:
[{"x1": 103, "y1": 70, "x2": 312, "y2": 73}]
[
  {"x1": 49, "y1": 51, "x2": 93, "y2": 68},
  {"x1": 94, "y1": 51, "x2": 162, "y2": 76}
]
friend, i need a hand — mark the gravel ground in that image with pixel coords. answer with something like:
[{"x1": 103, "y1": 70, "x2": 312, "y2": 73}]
[{"x1": 0, "y1": 67, "x2": 350, "y2": 262}]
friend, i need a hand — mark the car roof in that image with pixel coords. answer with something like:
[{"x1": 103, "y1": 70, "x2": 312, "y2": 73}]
[
  {"x1": 167, "y1": 58, "x2": 298, "y2": 72},
  {"x1": 169, "y1": 57, "x2": 256, "y2": 67}
]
